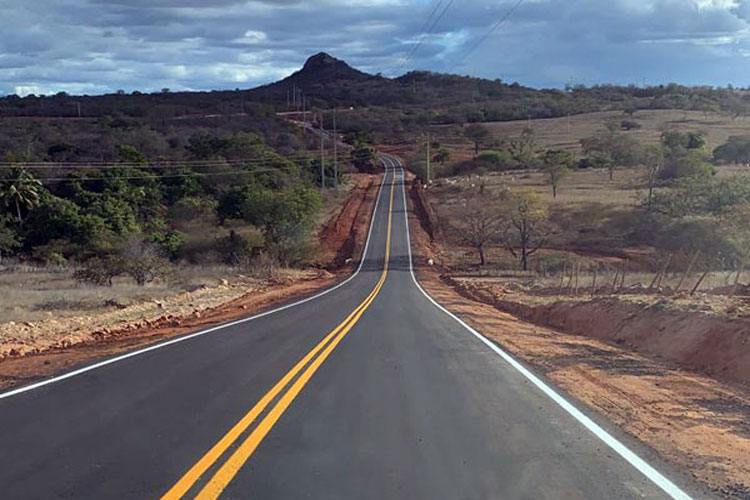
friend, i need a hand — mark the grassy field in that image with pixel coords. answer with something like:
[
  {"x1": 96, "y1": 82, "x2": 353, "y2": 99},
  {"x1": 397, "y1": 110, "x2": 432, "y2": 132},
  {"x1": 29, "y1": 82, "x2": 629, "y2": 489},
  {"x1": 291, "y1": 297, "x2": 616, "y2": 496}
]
[
  {"x1": 437, "y1": 163, "x2": 750, "y2": 209},
  {"x1": 0, "y1": 264, "x2": 243, "y2": 323},
  {"x1": 431, "y1": 109, "x2": 750, "y2": 160}
]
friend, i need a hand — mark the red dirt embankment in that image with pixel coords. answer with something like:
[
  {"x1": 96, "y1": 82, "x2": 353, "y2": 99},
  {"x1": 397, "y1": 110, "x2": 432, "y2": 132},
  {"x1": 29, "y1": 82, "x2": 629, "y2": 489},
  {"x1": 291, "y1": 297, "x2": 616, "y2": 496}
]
[
  {"x1": 318, "y1": 174, "x2": 380, "y2": 269},
  {"x1": 446, "y1": 279, "x2": 750, "y2": 387}
]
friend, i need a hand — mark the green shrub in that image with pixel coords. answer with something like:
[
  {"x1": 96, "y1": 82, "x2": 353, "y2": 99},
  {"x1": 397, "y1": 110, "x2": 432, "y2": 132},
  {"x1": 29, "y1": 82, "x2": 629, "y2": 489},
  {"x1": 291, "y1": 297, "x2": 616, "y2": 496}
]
[
  {"x1": 713, "y1": 136, "x2": 750, "y2": 167},
  {"x1": 149, "y1": 229, "x2": 186, "y2": 260},
  {"x1": 24, "y1": 195, "x2": 109, "y2": 249},
  {"x1": 476, "y1": 150, "x2": 518, "y2": 171},
  {"x1": 648, "y1": 176, "x2": 750, "y2": 217},
  {"x1": 169, "y1": 196, "x2": 217, "y2": 228},
  {"x1": 0, "y1": 214, "x2": 19, "y2": 261}
]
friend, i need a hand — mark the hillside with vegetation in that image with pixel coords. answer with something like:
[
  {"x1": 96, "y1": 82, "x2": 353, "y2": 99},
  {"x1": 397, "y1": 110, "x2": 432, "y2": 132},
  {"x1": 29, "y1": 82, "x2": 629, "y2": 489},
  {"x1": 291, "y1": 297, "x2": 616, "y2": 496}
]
[{"x1": 3, "y1": 52, "x2": 750, "y2": 282}]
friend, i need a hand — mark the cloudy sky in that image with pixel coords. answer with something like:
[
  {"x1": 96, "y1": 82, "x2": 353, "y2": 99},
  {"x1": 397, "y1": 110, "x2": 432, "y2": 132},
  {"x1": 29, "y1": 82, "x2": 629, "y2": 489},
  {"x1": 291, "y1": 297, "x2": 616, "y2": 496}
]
[{"x1": 2, "y1": 0, "x2": 750, "y2": 96}]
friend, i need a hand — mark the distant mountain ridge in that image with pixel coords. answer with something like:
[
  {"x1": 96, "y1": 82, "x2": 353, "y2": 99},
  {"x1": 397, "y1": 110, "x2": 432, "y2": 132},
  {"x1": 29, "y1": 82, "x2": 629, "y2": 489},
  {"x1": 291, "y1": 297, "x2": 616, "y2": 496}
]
[
  {"x1": 249, "y1": 52, "x2": 389, "y2": 104},
  {"x1": 1, "y1": 51, "x2": 743, "y2": 126},
  {"x1": 291, "y1": 52, "x2": 375, "y2": 84}
]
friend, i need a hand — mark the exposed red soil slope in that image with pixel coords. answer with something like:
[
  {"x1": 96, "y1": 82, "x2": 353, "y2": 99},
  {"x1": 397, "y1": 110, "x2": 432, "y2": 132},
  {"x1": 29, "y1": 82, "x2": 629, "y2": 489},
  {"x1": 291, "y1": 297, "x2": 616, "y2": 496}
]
[
  {"x1": 448, "y1": 284, "x2": 750, "y2": 387},
  {"x1": 318, "y1": 173, "x2": 380, "y2": 269}
]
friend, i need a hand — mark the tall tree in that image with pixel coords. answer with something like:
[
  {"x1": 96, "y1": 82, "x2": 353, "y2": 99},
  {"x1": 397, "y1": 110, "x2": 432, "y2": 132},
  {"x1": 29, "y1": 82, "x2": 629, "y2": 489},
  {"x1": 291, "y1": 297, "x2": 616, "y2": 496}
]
[
  {"x1": 0, "y1": 214, "x2": 19, "y2": 263},
  {"x1": 508, "y1": 128, "x2": 537, "y2": 166},
  {"x1": 643, "y1": 145, "x2": 664, "y2": 210},
  {"x1": 713, "y1": 136, "x2": 750, "y2": 168},
  {"x1": 581, "y1": 122, "x2": 642, "y2": 180},
  {"x1": 542, "y1": 149, "x2": 573, "y2": 198},
  {"x1": 0, "y1": 167, "x2": 43, "y2": 226},
  {"x1": 464, "y1": 123, "x2": 490, "y2": 156}
]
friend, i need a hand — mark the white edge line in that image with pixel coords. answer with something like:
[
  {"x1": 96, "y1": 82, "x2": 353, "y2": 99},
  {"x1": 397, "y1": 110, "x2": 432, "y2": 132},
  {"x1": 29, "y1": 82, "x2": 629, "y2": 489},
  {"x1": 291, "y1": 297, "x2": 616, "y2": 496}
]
[
  {"x1": 390, "y1": 153, "x2": 693, "y2": 500},
  {"x1": 0, "y1": 165, "x2": 391, "y2": 401}
]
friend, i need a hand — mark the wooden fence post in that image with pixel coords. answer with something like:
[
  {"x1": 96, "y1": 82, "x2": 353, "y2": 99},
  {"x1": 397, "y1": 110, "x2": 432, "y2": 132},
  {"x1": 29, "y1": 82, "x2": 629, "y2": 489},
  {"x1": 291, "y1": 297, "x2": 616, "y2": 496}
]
[
  {"x1": 591, "y1": 266, "x2": 598, "y2": 297},
  {"x1": 611, "y1": 267, "x2": 620, "y2": 294},
  {"x1": 690, "y1": 267, "x2": 710, "y2": 296},
  {"x1": 675, "y1": 249, "x2": 700, "y2": 294}
]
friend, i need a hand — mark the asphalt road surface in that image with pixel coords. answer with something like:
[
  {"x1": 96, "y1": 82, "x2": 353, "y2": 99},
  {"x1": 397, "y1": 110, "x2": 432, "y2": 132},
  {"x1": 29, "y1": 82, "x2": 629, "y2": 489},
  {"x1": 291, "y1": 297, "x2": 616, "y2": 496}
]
[{"x1": 0, "y1": 156, "x2": 705, "y2": 499}]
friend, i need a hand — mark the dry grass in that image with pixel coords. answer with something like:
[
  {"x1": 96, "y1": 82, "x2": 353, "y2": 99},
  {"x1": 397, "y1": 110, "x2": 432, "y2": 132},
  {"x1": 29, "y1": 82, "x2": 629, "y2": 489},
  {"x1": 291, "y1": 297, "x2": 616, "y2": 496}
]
[
  {"x1": 437, "y1": 167, "x2": 644, "y2": 207},
  {"x1": 0, "y1": 264, "x2": 243, "y2": 323},
  {"x1": 454, "y1": 268, "x2": 750, "y2": 320},
  {"x1": 432, "y1": 109, "x2": 750, "y2": 159}
]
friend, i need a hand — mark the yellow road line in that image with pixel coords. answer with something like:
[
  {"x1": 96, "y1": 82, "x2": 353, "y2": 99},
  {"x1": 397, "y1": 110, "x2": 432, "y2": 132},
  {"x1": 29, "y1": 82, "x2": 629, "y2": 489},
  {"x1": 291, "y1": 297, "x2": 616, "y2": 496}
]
[
  {"x1": 160, "y1": 172, "x2": 396, "y2": 500},
  {"x1": 195, "y1": 268, "x2": 388, "y2": 499},
  {"x1": 159, "y1": 288, "x2": 377, "y2": 500}
]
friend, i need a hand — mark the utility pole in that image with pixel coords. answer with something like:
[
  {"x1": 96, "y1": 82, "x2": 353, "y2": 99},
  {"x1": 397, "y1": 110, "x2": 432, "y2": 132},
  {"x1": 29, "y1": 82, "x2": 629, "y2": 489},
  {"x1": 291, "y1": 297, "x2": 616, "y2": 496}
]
[
  {"x1": 320, "y1": 113, "x2": 325, "y2": 188},
  {"x1": 287, "y1": 89, "x2": 290, "y2": 109},
  {"x1": 302, "y1": 92, "x2": 306, "y2": 123},
  {"x1": 426, "y1": 134, "x2": 431, "y2": 186},
  {"x1": 77, "y1": 102, "x2": 81, "y2": 118},
  {"x1": 333, "y1": 108, "x2": 338, "y2": 187},
  {"x1": 292, "y1": 83, "x2": 297, "y2": 110}
]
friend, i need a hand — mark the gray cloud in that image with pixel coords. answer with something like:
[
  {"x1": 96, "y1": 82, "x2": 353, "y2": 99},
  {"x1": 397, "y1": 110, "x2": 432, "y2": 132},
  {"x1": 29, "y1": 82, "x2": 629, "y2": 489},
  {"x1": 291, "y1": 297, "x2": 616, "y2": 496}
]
[{"x1": 1, "y1": 0, "x2": 750, "y2": 96}]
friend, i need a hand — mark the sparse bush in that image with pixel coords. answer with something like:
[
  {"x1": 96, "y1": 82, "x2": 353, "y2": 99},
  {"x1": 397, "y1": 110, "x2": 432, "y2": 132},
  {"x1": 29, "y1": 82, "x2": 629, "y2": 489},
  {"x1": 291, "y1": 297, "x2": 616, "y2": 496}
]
[
  {"x1": 242, "y1": 252, "x2": 280, "y2": 279},
  {"x1": 73, "y1": 256, "x2": 124, "y2": 286},
  {"x1": 620, "y1": 119, "x2": 642, "y2": 130},
  {"x1": 74, "y1": 236, "x2": 169, "y2": 286},
  {"x1": 120, "y1": 237, "x2": 169, "y2": 285},
  {"x1": 659, "y1": 149, "x2": 714, "y2": 179},
  {"x1": 31, "y1": 239, "x2": 80, "y2": 266}
]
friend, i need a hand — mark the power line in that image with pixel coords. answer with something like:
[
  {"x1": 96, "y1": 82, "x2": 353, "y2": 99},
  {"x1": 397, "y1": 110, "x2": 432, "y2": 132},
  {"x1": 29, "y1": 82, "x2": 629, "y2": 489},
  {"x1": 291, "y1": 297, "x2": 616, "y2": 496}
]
[
  {"x1": 0, "y1": 151, "x2": 374, "y2": 179},
  {"x1": 399, "y1": 0, "x2": 455, "y2": 71},
  {"x1": 0, "y1": 154, "x2": 320, "y2": 167},
  {"x1": 0, "y1": 155, "x2": 336, "y2": 171},
  {"x1": 0, "y1": 169, "x2": 286, "y2": 183},
  {"x1": 400, "y1": 0, "x2": 445, "y2": 66},
  {"x1": 449, "y1": 0, "x2": 526, "y2": 73}
]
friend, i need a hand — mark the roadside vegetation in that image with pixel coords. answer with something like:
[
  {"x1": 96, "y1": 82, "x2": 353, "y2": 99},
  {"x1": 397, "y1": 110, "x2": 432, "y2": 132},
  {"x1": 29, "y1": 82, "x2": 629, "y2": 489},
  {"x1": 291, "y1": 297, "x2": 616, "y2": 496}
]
[{"x1": 413, "y1": 109, "x2": 750, "y2": 321}]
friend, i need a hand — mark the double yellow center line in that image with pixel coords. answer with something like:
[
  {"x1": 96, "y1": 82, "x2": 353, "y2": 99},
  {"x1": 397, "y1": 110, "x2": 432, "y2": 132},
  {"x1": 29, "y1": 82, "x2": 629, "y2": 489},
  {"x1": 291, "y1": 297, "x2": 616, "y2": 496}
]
[{"x1": 160, "y1": 172, "x2": 396, "y2": 500}]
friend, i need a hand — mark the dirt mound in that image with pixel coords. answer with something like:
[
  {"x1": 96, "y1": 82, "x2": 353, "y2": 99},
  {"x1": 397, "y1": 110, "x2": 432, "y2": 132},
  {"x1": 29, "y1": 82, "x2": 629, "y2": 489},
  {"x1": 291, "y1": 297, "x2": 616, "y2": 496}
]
[{"x1": 446, "y1": 276, "x2": 750, "y2": 386}]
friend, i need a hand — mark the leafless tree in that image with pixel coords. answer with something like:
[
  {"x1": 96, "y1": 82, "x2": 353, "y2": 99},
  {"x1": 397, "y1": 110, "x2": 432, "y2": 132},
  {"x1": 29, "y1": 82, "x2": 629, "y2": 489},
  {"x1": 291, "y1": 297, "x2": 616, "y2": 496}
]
[
  {"x1": 454, "y1": 197, "x2": 504, "y2": 266},
  {"x1": 500, "y1": 190, "x2": 553, "y2": 271}
]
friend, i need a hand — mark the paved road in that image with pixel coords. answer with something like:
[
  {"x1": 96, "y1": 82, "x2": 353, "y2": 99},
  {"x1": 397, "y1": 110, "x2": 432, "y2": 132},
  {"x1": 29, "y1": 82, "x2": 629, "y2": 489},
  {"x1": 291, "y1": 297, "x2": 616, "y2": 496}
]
[{"x1": 0, "y1": 157, "x2": 704, "y2": 499}]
